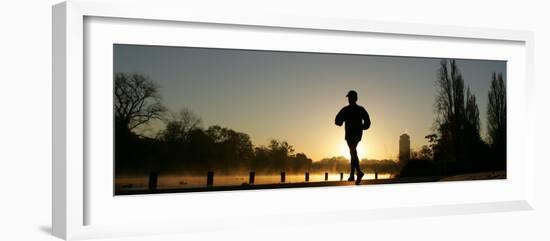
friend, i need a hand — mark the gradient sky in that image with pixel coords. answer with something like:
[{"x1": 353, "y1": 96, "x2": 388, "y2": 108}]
[{"x1": 114, "y1": 44, "x2": 506, "y2": 161}]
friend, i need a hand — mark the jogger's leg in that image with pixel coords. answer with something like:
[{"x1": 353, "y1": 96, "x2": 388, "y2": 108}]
[
  {"x1": 347, "y1": 140, "x2": 359, "y2": 178},
  {"x1": 351, "y1": 148, "x2": 359, "y2": 172},
  {"x1": 347, "y1": 139, "x2": 364, "y2": 185}
]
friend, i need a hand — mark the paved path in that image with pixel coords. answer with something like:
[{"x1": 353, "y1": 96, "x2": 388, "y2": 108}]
[{"x1": 116, "y1": 176, "x2": 444, "y2": 195}]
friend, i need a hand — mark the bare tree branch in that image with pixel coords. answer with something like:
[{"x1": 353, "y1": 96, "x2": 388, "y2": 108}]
[{"x1": 114, "y1": 72, "x2": 166, "y2": 132}]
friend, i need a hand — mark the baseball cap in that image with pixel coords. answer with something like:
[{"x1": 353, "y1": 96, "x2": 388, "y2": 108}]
[{"x1": 346, "y1": 90, "x2": 358, "y2": 98}]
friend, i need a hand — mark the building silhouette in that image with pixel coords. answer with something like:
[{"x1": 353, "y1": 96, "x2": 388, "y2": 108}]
[{"x1": 399, "y1": 134, "x2": 410, "y2": 162}]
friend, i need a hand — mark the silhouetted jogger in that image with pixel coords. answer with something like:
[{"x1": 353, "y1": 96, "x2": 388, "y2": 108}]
[{"x1": 335, "y1": 90, "x2": 371, "y2": 185}]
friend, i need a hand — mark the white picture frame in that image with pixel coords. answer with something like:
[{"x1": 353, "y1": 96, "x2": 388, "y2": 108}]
[{"x1": 52, "y1": 0, "x2": 535, "y2": 240}]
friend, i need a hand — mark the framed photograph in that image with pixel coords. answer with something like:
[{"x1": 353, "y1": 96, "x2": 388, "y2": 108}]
[{"x1": 53, "y1": 0, "x2": 535, "y2": 240}]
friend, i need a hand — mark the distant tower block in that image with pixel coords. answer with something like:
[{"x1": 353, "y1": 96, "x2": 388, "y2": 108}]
[{"x1": 399, "y1": 134, "x2": 410, "y2": 161}]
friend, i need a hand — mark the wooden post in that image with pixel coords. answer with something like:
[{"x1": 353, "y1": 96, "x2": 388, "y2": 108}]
[
  {"x1": 325, "y1": 172, "x2": 328, "y2": 181},
  {"x1": 305, "y1": 172, "x2": 309, "y2": 182},
  {"x1": 340, "y1": 172, "x2": 344, "y2": 181},
  {"x1": 249, "y1": 171, "x2": 255, "y2": 185},
  {"x1": 281, "y1": 171, "x2": 286, "y2": 183},
  {"x1": 375, "y1": 172, "x2": 378, "y2": 180},
  {"x1": 148, "y1": 172, "x2": 158, "y2": 191},
  {"x1": 207, "y1": 171, "x2": 214, "y2": 186}
]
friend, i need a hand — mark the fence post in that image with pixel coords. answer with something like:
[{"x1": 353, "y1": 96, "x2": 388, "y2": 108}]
[
  {"x1": 305, "y1": 172, "x2": 309, "y2": 182},
  {"x1": 280, "y1": 171, "x2": 286, "y2": 183},
  {"x1": 325, "y1": 172, "x2": 328, "y2": 181},
  {"x1": 148, "y1": 172, "x2": 158, "y2": 191},
  {"x1": 207, "y1": 171, "x2": 214, "y2": 186},
  {"x1": 340, "y1": 172, "x2": 343, "y2": 181},
  {"x1": 375, "y1": 172, "x2": 378, "y2": 180},
  {"x1": 249, "y1": 171, "x2": 255, "y2": 185}
]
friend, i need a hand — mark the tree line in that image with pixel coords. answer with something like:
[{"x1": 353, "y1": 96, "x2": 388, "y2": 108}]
[
  {"x1": 114, "y1": 72, "x2": 397, "y2": 176},
  {"x1": 400, "y1": 59, "x2": 506, "y2": 177}
]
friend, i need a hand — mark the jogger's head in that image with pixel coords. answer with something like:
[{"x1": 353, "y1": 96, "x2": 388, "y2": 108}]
[{"x1": 346, "y1": 90, "x2": 358, "y2": 104}]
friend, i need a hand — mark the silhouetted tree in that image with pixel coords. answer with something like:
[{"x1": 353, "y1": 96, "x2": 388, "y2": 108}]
[
  {"x1": 425, "y1": 134, "x2": 438, "y2": 158},
  {"x1": 252, "y1": 146, "x2": 271, "y2": 172},
  {"x1": 183, "y1": 128, "x2": 215, "y2": 171},
  {"x1": 158, "y1": 108, "x2": 202, "y2": 143},
  {"x1": 433, "y1": 59, "x2": 466, "y2": 171},
  {"x1": 313, "y1": 156, "x2": 349, "y2": 173},
  {"x1": 252, "y1": 139, "x2": 299, "y2": 173},
  {"x1": 465, "y1": 87, "x2": 481, "y2": 138},
  {"x1": 434, "y1": 59, "x2": 466, "y2": 130},
  {"x1": 268, "y1": 139, "x2": 294, "y2": 171},
  {"x1": 114, "y1": 73, "x2": 165, "y2": 175},
  {"x1": 487, "y1": 72, "x2": 506, "y2": 145},
  {"x1": 411, "y1": 145, "x2": 433, "y2": 161},
  {"x1": 114, "y1": 72, "x2": 165, "y2": 133},
  {"x1": 290, "y1": 153, "x2": 313, "y2": 173},
  {"x1": 205, "y1": 125, "x2": 254, "y2": 173},
  {"x1": 463, "y1": 87, "x2": 487, "y2": 170},
  {"x1": 487, "y1": 72, "x2": 506, "y2": 168},
  {"x1": 433, "y1": 60, "x2": 487, "y2": 173}
]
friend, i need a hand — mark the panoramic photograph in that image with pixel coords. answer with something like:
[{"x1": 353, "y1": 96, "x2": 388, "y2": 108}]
[{"x1": 113, "y1": 44, "x2": 507, "y2": 195}]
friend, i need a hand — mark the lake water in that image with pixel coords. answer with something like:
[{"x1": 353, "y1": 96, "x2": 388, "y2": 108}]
[{"x1": 116, "y1": 172, "x2": 393, "y2": 190}]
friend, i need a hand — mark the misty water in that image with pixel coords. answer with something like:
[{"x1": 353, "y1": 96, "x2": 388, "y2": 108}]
[{"x1": 116, "y1": 173, "x2": 393, "y2": 190}]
